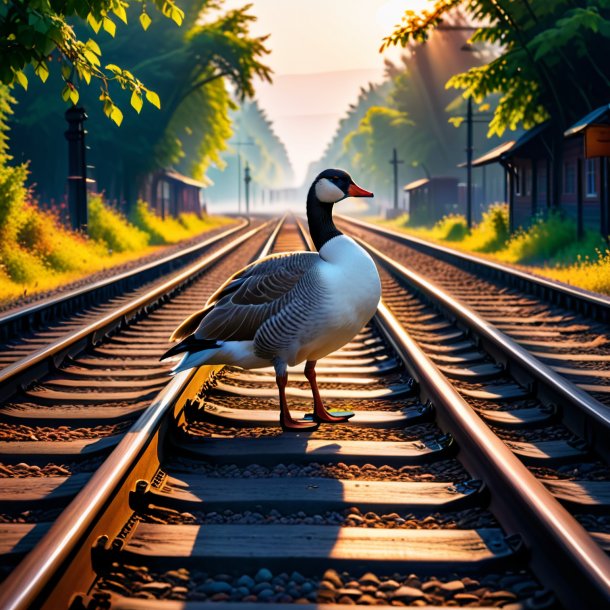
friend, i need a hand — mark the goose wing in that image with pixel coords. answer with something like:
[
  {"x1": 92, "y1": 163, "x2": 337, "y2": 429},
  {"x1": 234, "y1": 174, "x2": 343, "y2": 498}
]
[{"x1": 169, "y1": 251, "x2": 320, "y2": 344}]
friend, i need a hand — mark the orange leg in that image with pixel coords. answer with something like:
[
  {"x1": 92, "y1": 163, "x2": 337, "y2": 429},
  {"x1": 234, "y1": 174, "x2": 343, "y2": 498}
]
[
  {"x1": 304, "y1": 360, "x2": 353, "y2": 424},
  {"x1": 277, "y1": 373, "x2": 318, "y2": 432}
]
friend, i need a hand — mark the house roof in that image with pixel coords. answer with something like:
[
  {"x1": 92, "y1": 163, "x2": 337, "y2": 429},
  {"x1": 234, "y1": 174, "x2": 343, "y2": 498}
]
[
  {"x1": 459, "y1": 122, "x2": 550, "y2": 168},
  {"x1": 403, "y1": 178, "x2": 430, "y2": 191},
  {"x1": 564, "y1": 104, "x2": 610, "y2": 137},
  {"x1": 164, "y1": 169, "x2": 211, "y2": 188}
]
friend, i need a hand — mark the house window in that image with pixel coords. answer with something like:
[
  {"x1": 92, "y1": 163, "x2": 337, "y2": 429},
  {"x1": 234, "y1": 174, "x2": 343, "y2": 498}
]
[
  {"x1": 564, "y1": 162, "x2": 576, "y2": 194},
  {"x1": 586, "y1": 158, "x2": 597, "y2": 197}
]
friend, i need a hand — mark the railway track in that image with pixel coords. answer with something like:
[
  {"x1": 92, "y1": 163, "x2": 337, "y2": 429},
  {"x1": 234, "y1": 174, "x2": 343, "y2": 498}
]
[
  {"x1": 0, "y1": 215, "x2": 609, "y2": 609},
  {"x1": 0, "y1": 219, "x2": 253, "y2": 374}
]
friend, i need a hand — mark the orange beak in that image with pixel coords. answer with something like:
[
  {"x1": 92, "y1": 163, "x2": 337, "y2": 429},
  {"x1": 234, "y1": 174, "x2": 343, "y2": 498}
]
[{"x1": 347, "y1": 183, "x2": 374, "y2": 197}]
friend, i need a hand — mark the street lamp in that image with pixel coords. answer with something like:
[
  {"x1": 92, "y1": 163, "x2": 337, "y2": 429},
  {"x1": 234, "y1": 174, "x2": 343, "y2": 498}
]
[
  {"x1": 244, "y1": 162, "x2": 252, "y2": 217},
  {"x1": 234, "y1": 139, "x2": 254, "y2": 212},
  {"x1": 64, "y1": 106, "x2": 88, "y2": 231}
]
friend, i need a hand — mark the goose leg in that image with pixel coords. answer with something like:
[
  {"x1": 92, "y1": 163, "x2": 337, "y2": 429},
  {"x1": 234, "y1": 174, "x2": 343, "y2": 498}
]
[
  {"x1": 274, "y1": 360, "x2": 318, "y2": 432},
  {"x1": 305, "y1": 360, "x2": 354, "y2": 423}
]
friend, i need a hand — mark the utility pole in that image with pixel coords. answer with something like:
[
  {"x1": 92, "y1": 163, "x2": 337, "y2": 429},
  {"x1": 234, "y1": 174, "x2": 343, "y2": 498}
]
[
  {"x1": 234, "y1": 140, "x2": 254, "y2": 213},
  {"x1": 65, "y1": 106, "x2": 88, "y2": 231},
  {"x1": 244, "y1": 162, "x2": 252, "y2": 217},
  {"x1": 390, "y1": 148, "x2": 404, "y2": 211},
  {"x1": 466, "y1": 97, "x2": 473, "y2": 229}
]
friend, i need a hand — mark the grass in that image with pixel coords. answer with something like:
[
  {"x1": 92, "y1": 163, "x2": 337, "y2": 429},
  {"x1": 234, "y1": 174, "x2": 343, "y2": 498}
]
[
  {"x1": 376, "y1": 204, "x2": 610, "y2": 295},
  {"x1": 0, "y1": 187, "x2": 232, "y2": 305}
]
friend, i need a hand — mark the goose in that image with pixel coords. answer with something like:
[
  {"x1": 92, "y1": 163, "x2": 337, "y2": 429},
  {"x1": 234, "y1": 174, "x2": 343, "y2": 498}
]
[{"x1": 162, "y1": 169, "x2": 381, "y2": 431}]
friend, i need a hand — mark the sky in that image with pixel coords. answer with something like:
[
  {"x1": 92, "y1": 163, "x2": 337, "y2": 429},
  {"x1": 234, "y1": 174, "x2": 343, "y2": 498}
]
[{"x1": 223, "y1": 0, "x2": 432, "y2": 185}]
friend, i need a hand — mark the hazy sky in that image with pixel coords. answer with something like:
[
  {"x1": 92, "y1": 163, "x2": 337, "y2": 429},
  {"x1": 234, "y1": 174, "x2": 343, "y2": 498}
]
[{"x1": 223, "y1": 0, "x2": 431, "y2": 185}]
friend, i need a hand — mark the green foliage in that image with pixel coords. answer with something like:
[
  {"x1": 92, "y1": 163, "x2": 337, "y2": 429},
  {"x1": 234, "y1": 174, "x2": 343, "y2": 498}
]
[
  {"x1": 0, "y1": 0, "x2": 186, "y2": 124},
  {"x1": 130, "y1": 199, "x2": 190, "y2": 244},
  {"x1": 382, "y1": 1, "x2": 610, "y2": 135},
  {"x1": 343, "y1": 106, "x2": 412, "y2": 193},
  {"x1": 501, "y1": 212, "x2": 585, "y2": 264},
  {"x1": 88, "y1": 194, "x2": 150, "y2": 252},
  {"x1": 463, "y1": 203, "x2": 510, "y2": 252},
  {"x1": 11, "y1": 0, "x2": 273, "y2": 206}
]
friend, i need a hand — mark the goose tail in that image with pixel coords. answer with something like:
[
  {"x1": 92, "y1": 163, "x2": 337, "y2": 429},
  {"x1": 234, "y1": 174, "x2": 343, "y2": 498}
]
[{"x1": 171, "y1": 347, "x2": 222, "y2": 375}]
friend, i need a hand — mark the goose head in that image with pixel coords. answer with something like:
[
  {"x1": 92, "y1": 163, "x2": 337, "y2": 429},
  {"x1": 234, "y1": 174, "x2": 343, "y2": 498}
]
[
  {"x1": 307, "y1": 169, "x2": 373, "y2": 251},
  {"x1": 313, "y1": 169, "x2": 374, "y2": 204}
]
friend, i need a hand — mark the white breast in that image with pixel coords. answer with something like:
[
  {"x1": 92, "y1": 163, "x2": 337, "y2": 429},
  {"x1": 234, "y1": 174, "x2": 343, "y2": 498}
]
[{"x1": 294, "y1": 235, "x2": 381, "y2": 363}]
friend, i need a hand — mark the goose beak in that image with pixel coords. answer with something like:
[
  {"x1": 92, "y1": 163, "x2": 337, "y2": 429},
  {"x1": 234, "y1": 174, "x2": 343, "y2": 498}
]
[{"x1": 347, "y1": 183, "x2": 374, "y2": 198}]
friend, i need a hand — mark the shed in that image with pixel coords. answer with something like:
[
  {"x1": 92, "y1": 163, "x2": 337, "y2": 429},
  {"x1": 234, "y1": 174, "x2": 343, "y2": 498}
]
[{"x1": 405, "y1": 177, "x2": 459, "y2": 225}]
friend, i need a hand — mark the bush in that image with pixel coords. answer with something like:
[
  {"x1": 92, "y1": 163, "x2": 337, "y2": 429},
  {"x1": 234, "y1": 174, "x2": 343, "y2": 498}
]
[
  {"x1": 500, "y1": 212, "x2": 577, "y2": 264},
  {"x1": 463, "y1": 203, "x2": 509, "y2": 253},
  {"x1": 430, "y1": 214, "x2": 468, "y2": 241},
  {"x1": 130, "y1": 200, "x2": 189, "y2": 245},
  {"x1": 88, "y1": 195, "x2": 149, "y2": 252}
]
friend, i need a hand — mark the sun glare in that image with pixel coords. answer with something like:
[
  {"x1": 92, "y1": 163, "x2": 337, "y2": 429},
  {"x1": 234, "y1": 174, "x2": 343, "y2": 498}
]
[{"x1": 375, "y1": 0, "x2": 433, "y2": 32}]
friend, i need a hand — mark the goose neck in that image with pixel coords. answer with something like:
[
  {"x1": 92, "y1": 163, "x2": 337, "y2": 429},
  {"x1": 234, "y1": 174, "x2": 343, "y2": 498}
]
[{"x1": 306, "y1": 189, "x2": 343, "y2": 251}]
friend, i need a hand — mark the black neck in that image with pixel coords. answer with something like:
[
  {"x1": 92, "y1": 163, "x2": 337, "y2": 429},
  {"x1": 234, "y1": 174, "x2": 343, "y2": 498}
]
[{"x1": 306, "y1": 187, "x2": 343, "y2": 251}]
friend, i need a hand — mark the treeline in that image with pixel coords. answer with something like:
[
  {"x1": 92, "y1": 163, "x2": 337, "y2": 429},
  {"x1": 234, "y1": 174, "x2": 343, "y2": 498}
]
[{"x1": 206, "y1": 100, "x2": 294, "y2": 202}]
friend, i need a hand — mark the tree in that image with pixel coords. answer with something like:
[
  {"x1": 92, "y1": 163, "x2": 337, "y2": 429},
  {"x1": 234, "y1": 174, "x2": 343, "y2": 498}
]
[
  {"x1": 10, "y1": 0, "x2": 272, "y2": 208},
  {"x1": 206, "y1": 100, "x2": 294, "y2": 202},
  {"x1": 0, "y1": 0, "x2": 189, "y2": 122},
  {"x1": 381, "y1": 1, "x2": 610, "y2": 204}
]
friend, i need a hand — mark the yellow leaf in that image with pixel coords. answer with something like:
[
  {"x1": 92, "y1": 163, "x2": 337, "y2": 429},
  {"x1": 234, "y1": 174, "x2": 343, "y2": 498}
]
[
  {"x1": 87, "y1": 13, "x2": 102, "y2": 34},
  {"x1": 61, "y1": 85, "x2": 71, "y2": 102},
  {"x1": 139, "y1": 12, "x2": 152, "y2": 31},
  {"x1": 131, "y1": 90, "x2": 143, "y2": 114},
  {"x1": 105, "y1": 64, "x2": 121, "y2": 74},
  {"x1": 113, "y1": 4, "x2": 128, "y2": 24},
  {"x1": 145, "y1": 89, "x2": 161, "y2": 109},
  {"x1": 103, "y1": 17, "x2": 116, "y2": 37},
  {"x1": 170, "y1": 6, "x2": 184, "y2": 26},
  {"x1": 82, "y1": 68, "x2": 91, "y2": 85},
  {"x1": 69, "y1": 88, "x2": 80, "y2": 105},
  {"x1": 86, "y1": 39, "x2": 102, "y2": 56},
  {"x1": 35, "y1": 62, "x2": 49, "y2": 83},
  {"x1": 84, "y1": 49, "x2": 101, "y2": 66},
  {"x1": 15, "y1": 70, "x2": 28, "y2": 90},
  {"x1": 110, "y1": 106, "x2": 124, "y2": 126}
]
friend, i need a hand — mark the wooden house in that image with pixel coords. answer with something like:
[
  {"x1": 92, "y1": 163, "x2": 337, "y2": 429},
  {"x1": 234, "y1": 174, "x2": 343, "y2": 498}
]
[
  {"x1": 470, "y1": 105, "x2": 610, "y2": 236},
  {"x1": 404, "y1": 177, "x2": 459, "y2": 225},
  {"x1": 139, "y1": 169, "x2": 208, "y2": 219}
]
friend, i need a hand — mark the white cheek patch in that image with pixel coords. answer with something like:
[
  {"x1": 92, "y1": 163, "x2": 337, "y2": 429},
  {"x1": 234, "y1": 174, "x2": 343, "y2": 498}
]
[{"x1": 315, "y1": 178, "x2": 345, "y2": 203}]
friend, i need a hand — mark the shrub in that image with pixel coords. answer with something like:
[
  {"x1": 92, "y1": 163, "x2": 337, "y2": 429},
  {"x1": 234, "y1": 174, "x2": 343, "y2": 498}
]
[
  {"x1": 88, "y1": 195, "x2": 149, "y2": 252},
  {"x1": 463, "y1": 203, "x2": 509, "y2": 252},
  {"x1": 500, "y1": 212, "x2": 577, "y2": 264},
  {"x1": 430, "y1": 214, "x2": 468, "y2": 241},
  {"x1": 130, "y1": 200, "x2": 189, "y2": 245}
]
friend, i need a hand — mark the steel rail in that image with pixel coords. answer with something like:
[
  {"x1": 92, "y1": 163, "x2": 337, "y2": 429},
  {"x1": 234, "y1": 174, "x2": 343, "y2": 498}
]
[
  {"x1": 356, "y1": 235, "x2": 610, "y2": 462},
  {"x1": 0, "y1": 219, "x2": 250, "y2": 341},
  {"x1": 0, "y1": 222, "x2": 270, "y2": 401},
  {"x1": 375, "y1": 301, "x2": 610, "y2": 610},
  {"x1": 0, "y1": 216, "x2": 284, "y2": 610},
  {"x1": 339, "y1": 214, "x2": 610, "y2": 322}
]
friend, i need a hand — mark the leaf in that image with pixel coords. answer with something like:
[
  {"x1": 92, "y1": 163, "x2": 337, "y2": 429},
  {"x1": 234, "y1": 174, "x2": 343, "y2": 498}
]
[
  {"x1": 69, "y1": 87, "x2": 80, "y2": 105},
  {"x1": 35, "y1": 62, "x2": 49, "y2": 83},
  {"x1": 61, "y1": 63, "x2": 71, "y2": 80},
  {"x1": 145, "y1": 89, "x2": 161, "y2": 109},
  {"x1": 103, "y1": 18, "x2": 116, "y2": 37},
  {"x1": 448, "y1": 116, "x2": 465, "y2": 127},
  {"x1": 170, "y1": 6, "x2": 185, "y2": 26},
  {"x1": 84, "y1": 49, "x2": 101, "y2": 66},
  {"x1": 86, "y1": 39, "x2": 102, "y2": 56},
  {"x1": 87, "y1": 13, "x2": 102, "y2": 34},
  {"x1": 113, "y1": 4, "x2": 128, "y2": 24},
  {"x1": 15, "y1": 70, "x2": 28, "y2": 90},
  {"x1": 131, "y1": 90, "x2": 143, "y2": 113},
  {"x1": 110, "y1": 105, "x2": 124, "y2": 126},
  {"x1": 61, "y1": 85, "x2": 71, "y2": 102},
  {"x1": 139, "y1": 12, "x2": 152, "y2": 31},
  {"x1": 105, "y1": 64, "x2": 121, "y2": 74}
]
